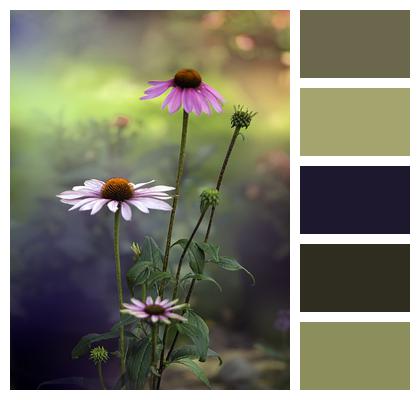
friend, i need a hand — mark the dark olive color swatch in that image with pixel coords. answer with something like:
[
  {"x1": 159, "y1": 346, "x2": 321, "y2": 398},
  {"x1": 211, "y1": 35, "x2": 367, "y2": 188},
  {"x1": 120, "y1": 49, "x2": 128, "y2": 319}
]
[
  {"x1": 300, "y1": 322, "x2": 410, "y2": 389},
  {"x1": 300, "y1": 244, "x2": 410, "y2": 312},
  {"x1": 300, "y1": 10, "x2": 410, "y2": 78},
  {"x1": 300, "y1": 166, "x2": 410, "y2": 234}
]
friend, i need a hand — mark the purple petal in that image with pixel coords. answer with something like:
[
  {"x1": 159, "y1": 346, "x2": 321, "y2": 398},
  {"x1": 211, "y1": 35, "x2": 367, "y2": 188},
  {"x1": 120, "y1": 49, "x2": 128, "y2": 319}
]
[
  {"x1": 120, "y1": 202, "x2": 132, "y2": 221},
  {"x1": 57, "y1": 191, "x2": 91, "y2": 200},
  {"x1": 137, "y1": 198, "x2": 172, "y2": 211},
  {"x1": 151, "y1": 315, "x2": 159, "y2": 323},
  {"x1": 146, "y1": 296, "x2": 153, "y2": 305},
  {"x1": 84, "y1": 179, "x2": 105, "y2": 190},
  {"x1": 189, "y1": 89, "x2": 204, "y2": 115},
  {"x1": 167, "y1": 87, "x2": 183, "y2": 113},
  {"x1": 123, "y1": 303, "x2": 142, "y2": 312},
  {"x1": 166, "y1": 313, "x2": 187, "y2": 322},
  {"x1": 131, "y1": 298, "x2": 146, "y2": 309},
  {"x1": 132, "y1": 180, "x2": 155, "y2": 189},
  {"x1": 68, "y1": 198, "x2": 98, "y2": 211},
  {"x1": 182, "y1": 89, "x2": 194, "y2": 113},
  {"x1": 196, "y1": 91, "x2": 211, "y2": 115},
  {"x1": 136, "y1": 185, "x2": 175, "y2": 193},
  {"x1": 164, "y1": 299, "x2": 179, "y2": 308},
  {"x1": 159, "y1": 316, "x2": 171, "y2": 324},
  {"x1": 202, "y1": 83, "x2": 224, "y2": 102},
  {"x1": 147, "y1": 79, "x2": 174, "y2": 86},
  {"x1": 127, "y1": 199, "x2": 150, "y2": 214},
  {"x1": 79, "y1": 199, "x2": 102, "y2": 211},
  {"x1": 122, "y1": 309, "x2": 149, "y2": 319},
  {"x1": 60, "y1": 199, "x2": 79, "y2": 205},
  {"x1": 141, "y1": 86, "x2": 171, "y2": 100},
  {"x1": 107, "y1": 200, "x2": 119, "y2": 213},
  {"x1": 162, "y1": 87, "x2": 178, "y2": 110},
  {"x1": 167, "y1": 304, "x2": 185, "y2": 311},
  {"x1": 90, "y1": 199, "x2": 109, "y2": 215},
  {"x1": 202, "y1": 88, "x2": 223, "y2": 113}
]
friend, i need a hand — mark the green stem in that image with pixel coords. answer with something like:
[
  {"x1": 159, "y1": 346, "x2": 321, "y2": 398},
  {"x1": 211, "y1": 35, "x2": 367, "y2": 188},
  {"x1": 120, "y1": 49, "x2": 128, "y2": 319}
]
[
  {"x1": 141, "y1": 284, "x2": 147, "y2": 302},
  {"x1": 159, "y1": 110, "x2": 189, "y2": 296},
  {"x1": 204, "y1": 126, "x2": 240, "y2": 240},
  {"x1": 155, "y1": 207, "x2": 209, "y2": 390},
  {"x1": 97, "y1": 363, "x2": 107, "y2": 390},
  {"x1": 171, "y1": 206, "x2": 209, "y2": 300},
  {"x1": 163, "y1": 127, "x2": 242, "y2": 368},
  {"x1": 113, "y1": 209, "x2": 126, "y2": 376},
  {"x1": 151, "y1": 324, "x2": 158, "y2": 389}
]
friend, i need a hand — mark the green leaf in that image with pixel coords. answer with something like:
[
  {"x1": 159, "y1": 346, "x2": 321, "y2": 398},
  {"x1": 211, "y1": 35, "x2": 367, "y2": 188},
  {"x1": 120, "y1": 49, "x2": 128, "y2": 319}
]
[
  {"x1": 126, "y1": 260, "x2": 151, "y2": 291},
  {"x1": 71, "y1": 315, "x2": 137, "y2": 359},
  {"x1": 171, "y1": 358, "x2": 211, "y2": 388},
  {"x1": 72, "y1": 331, "x2": 119, "y2": 359},
  {"x1": 196, "y1": 242, "x2": 220, "y2": 262},
  {"x1": 110, "y1": 314, "x2": 138, "y2": 333},
  {"x1": 215, "y1": 256, "x2": 255, "y2": 285},
  {"x1": 181, "y1": 273, "x2": 222, "y2": 292},
  {"x1": 177, "y1": 310, "x2": 209, "y2": 362},
  {"x1": 147, "y1": 270, "x2": 173, "y2": 287},
  {"x1": 173, "y1": 239, "x2": 205, "y2": 274},
  {"x1": 139, "y1": 236, "x2": 163, "y2": 269},
  {"x1": 125, "y1": 337, "x2": 152, "y2": 389},
  {"x1": 169, "y1": 345, "x2": 223, "y2": 366}
]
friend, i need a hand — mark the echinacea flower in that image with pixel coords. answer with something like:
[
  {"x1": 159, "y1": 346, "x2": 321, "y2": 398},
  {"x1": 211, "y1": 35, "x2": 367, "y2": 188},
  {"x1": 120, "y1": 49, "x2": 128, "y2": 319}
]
[
  {"x1": 140, "y1": 68, "x2": 224, "y2": 115},
  {"x1": 121, "y1": 296, "x2": 187, "y2": 324},
  {"x1": 57, "y1": 178, "x2": 174, "y2": 221}
]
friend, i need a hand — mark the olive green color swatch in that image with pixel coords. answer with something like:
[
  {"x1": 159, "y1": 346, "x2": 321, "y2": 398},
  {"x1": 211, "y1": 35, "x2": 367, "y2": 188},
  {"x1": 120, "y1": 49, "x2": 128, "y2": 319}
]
[
  {"x1": 300, "y1": 322, "x2": 410, "y2": 390},
  {"x1": 300, "y1": 10, "x2": 410, "y2": 78},
  {"x1": 300, "y1": 88, "x2": 410, "y2": 156}
]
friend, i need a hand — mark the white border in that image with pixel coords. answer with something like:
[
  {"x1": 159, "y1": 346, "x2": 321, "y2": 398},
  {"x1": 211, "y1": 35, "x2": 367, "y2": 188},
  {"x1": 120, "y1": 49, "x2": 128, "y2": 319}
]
[{"x1": 3, "y1": 0, "x2": 420, "y2": 398}]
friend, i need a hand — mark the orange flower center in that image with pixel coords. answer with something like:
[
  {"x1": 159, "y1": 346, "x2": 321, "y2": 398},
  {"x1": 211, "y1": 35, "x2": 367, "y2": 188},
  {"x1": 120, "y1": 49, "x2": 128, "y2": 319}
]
[
  {"x1": 145, "y1": 305, "x2": 165, "y2": 315},
  {"x1": 101, "y1": 178, "x2": 134, "y2": 201},
  {"x1": 174, "y1": 69, "x2": 202, "y2": 88}
]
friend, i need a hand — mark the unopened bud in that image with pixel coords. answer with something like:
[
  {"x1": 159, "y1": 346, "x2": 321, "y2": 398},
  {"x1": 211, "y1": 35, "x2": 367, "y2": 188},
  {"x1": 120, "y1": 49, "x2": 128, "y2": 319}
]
[
  {"x1": 200, "y1": 188, "x2": 220, "y2": 212},
  {"x1": 231, "y1": 105, "x2": 257, "y2": 130}
]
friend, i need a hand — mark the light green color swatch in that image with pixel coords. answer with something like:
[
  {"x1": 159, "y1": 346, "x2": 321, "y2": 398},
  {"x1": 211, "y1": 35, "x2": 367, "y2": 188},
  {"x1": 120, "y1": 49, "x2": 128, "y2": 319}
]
[
  {"x1": 300, "y1": 88, "x2": 410, "y2": 156},
  {"x1": 300, "y1": 322, "x2": 410, "y2": 390}
]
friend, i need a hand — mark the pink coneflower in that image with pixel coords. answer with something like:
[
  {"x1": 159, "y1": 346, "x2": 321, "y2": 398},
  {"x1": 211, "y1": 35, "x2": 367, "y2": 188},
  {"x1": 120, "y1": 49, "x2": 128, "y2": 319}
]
[
  {"x1": 122, "y1": 297, "x2": 187, "y2": 324},
  {"x1": 140, "y1": 68, "x2": 224, "y2": 115},
  {"x1": 57, "y1": 178, "x2": 174, "y2": 221}
]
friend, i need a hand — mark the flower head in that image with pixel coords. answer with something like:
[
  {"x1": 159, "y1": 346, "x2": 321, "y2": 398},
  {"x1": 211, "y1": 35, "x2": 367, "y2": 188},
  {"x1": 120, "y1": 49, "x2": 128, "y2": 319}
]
[
  {"x1": 140, "y1": 68, "x2": 224, "y2": 115},
  {"x1": 122, "y1": 296, "x2": 187, "y2": 324},
  {"x1": 57, "y1": 178, "x2": 174, "y2": 221},
  {"x1": 200, "y1": 188, "x2": 220, "y2": 212},
  {"x1": 231, "y1": 105, "x2": 257, "y2": 129},
  {"x1": 89, "y1": 346, "x2": 109, "y2": 365}
]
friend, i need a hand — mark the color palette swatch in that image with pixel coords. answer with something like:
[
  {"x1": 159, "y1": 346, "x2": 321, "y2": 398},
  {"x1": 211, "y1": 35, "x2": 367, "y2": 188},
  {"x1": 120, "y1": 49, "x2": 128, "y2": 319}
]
[
  {"x1": 300, "y1": 166, "x2": 410, "y2": 234},
  {"x1": 300, "y1": 244, "x2": 410, "y2": 312},
  {"x1": 300, "y1": 322, "x2": 410, "y2": 389},
  {"x1": 301, "y1": 89, "x2": 410, "y2": 156},
  {"x1": 299, "y1": 9, "x2": 410, "y2": 390},
  {"x1": 300, "y1": 10, "x2": 410, "y2": 78}
]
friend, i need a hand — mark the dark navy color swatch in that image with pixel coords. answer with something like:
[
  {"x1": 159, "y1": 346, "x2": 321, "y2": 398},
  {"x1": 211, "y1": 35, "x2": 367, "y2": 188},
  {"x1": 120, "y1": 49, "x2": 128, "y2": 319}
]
[{"x1": 300, "y1": 166, "x2": 410, "y2": 234}]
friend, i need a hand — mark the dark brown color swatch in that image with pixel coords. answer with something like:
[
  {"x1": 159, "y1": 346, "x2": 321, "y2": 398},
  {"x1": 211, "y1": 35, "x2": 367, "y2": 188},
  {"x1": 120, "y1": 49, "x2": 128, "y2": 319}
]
[
  {"x1": 300, "y1": 244, "x2": 410, "y2": 312},
  {"x1": 300, "y1": 10, "x2": 410, "y2": 78}
]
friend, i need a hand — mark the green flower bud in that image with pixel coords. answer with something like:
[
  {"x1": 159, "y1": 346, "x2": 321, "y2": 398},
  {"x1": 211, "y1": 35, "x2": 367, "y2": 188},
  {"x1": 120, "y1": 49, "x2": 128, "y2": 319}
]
[
  {"x1": 200, "y1": 188, "x2": 220, "y2": 212},
  {"x1": 89, "y1": 346, "x2": 109, "y2": 365},
  {"x1": 231, "y1": 105, "x2": 257, "y2": 130},
  {"x1": 131, "y1": 242, "x2": 141, "y2": 261}
]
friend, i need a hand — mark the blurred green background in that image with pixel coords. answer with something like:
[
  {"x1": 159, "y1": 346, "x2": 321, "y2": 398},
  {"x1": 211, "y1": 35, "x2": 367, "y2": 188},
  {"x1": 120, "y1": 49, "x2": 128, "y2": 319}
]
[{"x1": 11, "y1": 10, "x2": 290, "y2": 389}]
